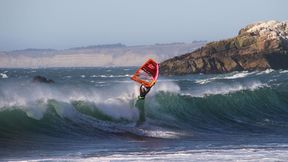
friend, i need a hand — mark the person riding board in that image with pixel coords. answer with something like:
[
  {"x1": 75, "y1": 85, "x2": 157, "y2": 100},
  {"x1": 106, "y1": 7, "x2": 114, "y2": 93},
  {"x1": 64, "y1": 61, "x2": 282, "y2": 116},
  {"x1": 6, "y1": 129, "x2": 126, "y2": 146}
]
[
  {"x1": 131, "y1": 58, "x2": 158, "y2": 126},
  {"x1": 135, "y1": 84, "x2": 152, "y2": 126}
]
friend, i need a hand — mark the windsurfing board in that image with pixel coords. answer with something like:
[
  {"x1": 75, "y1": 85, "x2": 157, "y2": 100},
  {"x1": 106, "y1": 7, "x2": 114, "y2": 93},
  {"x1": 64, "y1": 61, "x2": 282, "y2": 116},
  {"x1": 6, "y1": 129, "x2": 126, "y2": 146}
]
[{"x1": 131, "y1": 59, "x2": 159, "y2": 88}]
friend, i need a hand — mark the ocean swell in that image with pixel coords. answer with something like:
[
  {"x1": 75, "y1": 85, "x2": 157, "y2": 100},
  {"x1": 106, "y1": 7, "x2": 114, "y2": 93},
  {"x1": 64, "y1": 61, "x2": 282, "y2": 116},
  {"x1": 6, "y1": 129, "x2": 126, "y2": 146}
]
[{"x1": 0, "y1": 79, "x2": 287, "y2": 139}]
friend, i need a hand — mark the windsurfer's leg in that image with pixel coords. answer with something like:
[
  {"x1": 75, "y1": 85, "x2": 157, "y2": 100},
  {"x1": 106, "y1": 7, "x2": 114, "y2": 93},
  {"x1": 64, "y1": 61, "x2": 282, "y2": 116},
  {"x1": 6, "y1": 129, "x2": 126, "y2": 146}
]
[{"x1": 135, "y1": 98, "x2": 145, "y2": 126}]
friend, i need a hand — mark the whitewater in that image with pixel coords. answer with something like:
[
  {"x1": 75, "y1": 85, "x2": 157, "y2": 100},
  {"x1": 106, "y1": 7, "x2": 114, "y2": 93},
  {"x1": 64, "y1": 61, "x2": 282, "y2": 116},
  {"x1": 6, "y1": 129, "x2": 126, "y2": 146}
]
[{"x1": 1, "y1": 67, "x2": 288, "y2": 161}]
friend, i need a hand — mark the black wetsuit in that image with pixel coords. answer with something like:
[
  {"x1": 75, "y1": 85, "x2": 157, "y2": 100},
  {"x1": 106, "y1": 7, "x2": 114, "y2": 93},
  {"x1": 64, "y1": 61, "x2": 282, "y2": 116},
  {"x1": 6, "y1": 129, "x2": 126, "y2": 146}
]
[
  {"x1": 135, "y1": 96, "x2": 145, "y2": 126},
  {"x1": 135, "y1": 85, "x2": 151, "y2": 126}
]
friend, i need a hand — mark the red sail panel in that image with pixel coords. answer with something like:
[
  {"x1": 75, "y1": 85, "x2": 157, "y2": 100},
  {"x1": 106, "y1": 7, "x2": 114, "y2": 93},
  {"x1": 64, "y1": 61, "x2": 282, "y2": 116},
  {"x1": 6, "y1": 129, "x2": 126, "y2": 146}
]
[{"x1": 131, "y1": 59, "x2": 159, "y2": 87}]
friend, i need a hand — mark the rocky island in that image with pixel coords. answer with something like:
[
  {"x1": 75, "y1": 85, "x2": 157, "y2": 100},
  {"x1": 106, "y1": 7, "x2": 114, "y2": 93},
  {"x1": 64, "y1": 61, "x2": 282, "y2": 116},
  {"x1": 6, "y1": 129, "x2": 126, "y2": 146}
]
[{"x1": 160, "y1": 20, "x2": 288, "y2": 75}]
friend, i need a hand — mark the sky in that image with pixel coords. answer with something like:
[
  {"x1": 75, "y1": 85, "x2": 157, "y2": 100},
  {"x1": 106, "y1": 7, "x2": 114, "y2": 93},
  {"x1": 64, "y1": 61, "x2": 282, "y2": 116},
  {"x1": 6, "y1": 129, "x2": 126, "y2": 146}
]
[{"x1": 0, "y1": 0, "x2": 287, "y2": 51}]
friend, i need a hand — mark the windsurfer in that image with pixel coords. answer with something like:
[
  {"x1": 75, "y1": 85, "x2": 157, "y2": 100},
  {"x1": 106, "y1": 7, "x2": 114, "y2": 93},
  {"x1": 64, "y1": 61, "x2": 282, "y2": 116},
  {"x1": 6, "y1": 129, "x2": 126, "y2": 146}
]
[{"x1": 135, "y1": 85, "x2": 152, "y2": 126}]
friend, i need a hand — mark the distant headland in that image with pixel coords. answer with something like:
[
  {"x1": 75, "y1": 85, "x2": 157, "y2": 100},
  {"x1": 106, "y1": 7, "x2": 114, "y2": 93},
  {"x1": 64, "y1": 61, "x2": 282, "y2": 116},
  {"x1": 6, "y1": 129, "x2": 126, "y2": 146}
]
[
  {"x1": 0, "y1": 42, "x2": 206, "y2": 68},
  {"x1": 160, "y1": 20, "x2": 288, "y2": 75}
]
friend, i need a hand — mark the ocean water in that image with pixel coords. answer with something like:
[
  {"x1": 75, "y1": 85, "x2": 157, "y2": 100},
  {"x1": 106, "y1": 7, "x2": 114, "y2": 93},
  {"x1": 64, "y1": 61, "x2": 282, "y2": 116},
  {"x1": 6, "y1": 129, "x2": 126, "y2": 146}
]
[{"x1": 1, "y1": 67, "x2": 288, "y2": 161}]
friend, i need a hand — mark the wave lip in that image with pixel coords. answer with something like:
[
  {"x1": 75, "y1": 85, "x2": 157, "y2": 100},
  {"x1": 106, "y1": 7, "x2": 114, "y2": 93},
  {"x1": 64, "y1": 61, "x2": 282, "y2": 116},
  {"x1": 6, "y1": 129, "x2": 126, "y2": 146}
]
[
  {"x1": 223, "y1": 71, "x2": 253, "y2": 79},
  {"x1": 194, "y1": 71, "x2": 255, "y2": 85},
  {"x1": 186, "y1": 81, "x2": 268, "y2": 97}
]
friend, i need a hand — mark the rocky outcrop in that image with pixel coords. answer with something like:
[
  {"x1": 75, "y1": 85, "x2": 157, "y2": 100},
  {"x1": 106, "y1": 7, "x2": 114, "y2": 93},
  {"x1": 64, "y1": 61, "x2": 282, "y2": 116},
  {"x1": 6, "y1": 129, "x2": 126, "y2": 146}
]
[
  {"x1": 160, "y1": 20, "x2": 288, "y2": 75},
  {"x1": 32, "y1": 76, "x2": 55, "y2": 83}
]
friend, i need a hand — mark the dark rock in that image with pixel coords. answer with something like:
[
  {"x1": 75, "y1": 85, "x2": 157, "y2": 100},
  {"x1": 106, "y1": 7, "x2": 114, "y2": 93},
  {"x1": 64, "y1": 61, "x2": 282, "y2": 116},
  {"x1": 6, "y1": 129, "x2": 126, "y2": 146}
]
[
  {"x1": 160, "y1": 20, "x2": 288, "y2": 75},
  {"x1": 32, "y1": 75, "x2": 55, "y2": 83}
]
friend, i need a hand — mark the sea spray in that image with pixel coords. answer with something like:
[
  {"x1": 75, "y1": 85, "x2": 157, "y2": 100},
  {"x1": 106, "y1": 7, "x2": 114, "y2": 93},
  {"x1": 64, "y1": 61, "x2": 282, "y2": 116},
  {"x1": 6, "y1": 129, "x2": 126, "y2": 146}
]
[{"x1": 1, "y1": 67, "x2": 288, "y2": 161}]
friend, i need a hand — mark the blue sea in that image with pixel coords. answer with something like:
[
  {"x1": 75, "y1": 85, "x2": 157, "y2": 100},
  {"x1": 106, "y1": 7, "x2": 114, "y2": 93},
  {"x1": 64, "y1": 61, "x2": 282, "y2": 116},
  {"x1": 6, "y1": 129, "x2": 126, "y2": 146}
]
[{"x1": 1, "y1": 67, "x2": 288, "y2": 161}]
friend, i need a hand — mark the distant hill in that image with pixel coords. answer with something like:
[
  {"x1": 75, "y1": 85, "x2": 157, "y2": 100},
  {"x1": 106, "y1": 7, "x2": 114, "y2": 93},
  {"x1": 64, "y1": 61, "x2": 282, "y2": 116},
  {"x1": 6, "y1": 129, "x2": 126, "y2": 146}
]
[
  {"x1": 0, "y1": 42, "x2": 206, "y2": 68},
  {"x1": 69, "y1": 43, "x2": 126, "y2": 50}
]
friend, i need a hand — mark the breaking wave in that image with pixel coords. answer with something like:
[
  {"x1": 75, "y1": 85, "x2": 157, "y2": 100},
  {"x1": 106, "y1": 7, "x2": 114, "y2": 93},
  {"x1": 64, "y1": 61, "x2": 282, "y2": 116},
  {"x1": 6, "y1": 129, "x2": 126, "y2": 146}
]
[{"x1": 1, "y1": 73, "x2": 288, "y2": 140}]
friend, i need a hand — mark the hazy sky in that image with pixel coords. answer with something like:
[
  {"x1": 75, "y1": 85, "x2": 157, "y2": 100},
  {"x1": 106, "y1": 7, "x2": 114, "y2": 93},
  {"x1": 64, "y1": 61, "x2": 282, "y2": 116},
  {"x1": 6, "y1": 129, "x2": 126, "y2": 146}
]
[{"x1": 0, "y1": 0, "x2": 287, "y2": 51}]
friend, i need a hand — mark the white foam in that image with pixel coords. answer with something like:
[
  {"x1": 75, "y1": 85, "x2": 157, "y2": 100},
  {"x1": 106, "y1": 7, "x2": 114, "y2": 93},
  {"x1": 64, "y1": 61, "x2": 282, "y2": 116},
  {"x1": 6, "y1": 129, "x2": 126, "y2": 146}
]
[
  {"x1": 37, "y1": 146, "x2": 288, "y2": 162},
  {"x1": 195, "y1": 71, "x2": 254, "y2": 85},
  {"x1": 86, "y1": 147, "x2": 288, "y2": 162},
  {"x1": 224, "y1": 71, "x2": 252, "y2": 79},
  {"x1": 280, "y1": 70, "x2": 288, "y2": 74},
  {"x1": 97, "y1": 97, "x2": 139, "y2": 121},
  {"x1": 24, "y1": 100, "x2": 48, "y2": 120},
  {"x1": 195, "y1": 79, "x2": 212, "y2": 84},
  {"x1": 90, "y1": 75, "x2": 97, "y2": 78},
  {"x1": 140, "y1": 127, "x2": 182, "y2": 138},
  {"x1": 0, "y1": 73, "x2": 8, "y2": 79},
  {"x1": 153, "y1": 82, "x2": 181, "y2": 94},
  {"x1": 0, "y1": 79, "x2": 145, "y2": 123},
  {"x1": 256, "y1": 69, "x2": 274, "y2": 75},
  {"x1": 186, "y1": 81, "x2": 267, "y2": 97}
]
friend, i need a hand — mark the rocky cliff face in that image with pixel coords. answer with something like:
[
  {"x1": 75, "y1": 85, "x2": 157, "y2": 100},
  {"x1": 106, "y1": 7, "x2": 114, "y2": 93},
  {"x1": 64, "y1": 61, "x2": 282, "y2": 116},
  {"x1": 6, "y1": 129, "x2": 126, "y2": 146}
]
[{"x1": 160, "y1": 20, "x2": 288, "y2": 75}]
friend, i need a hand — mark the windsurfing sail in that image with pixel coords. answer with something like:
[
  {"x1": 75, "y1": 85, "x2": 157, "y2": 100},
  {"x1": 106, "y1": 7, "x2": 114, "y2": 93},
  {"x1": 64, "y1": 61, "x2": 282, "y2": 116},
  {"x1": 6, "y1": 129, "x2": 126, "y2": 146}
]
[{"x1": 131, "y1": 59, "x2": 159, "y2": 88}]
